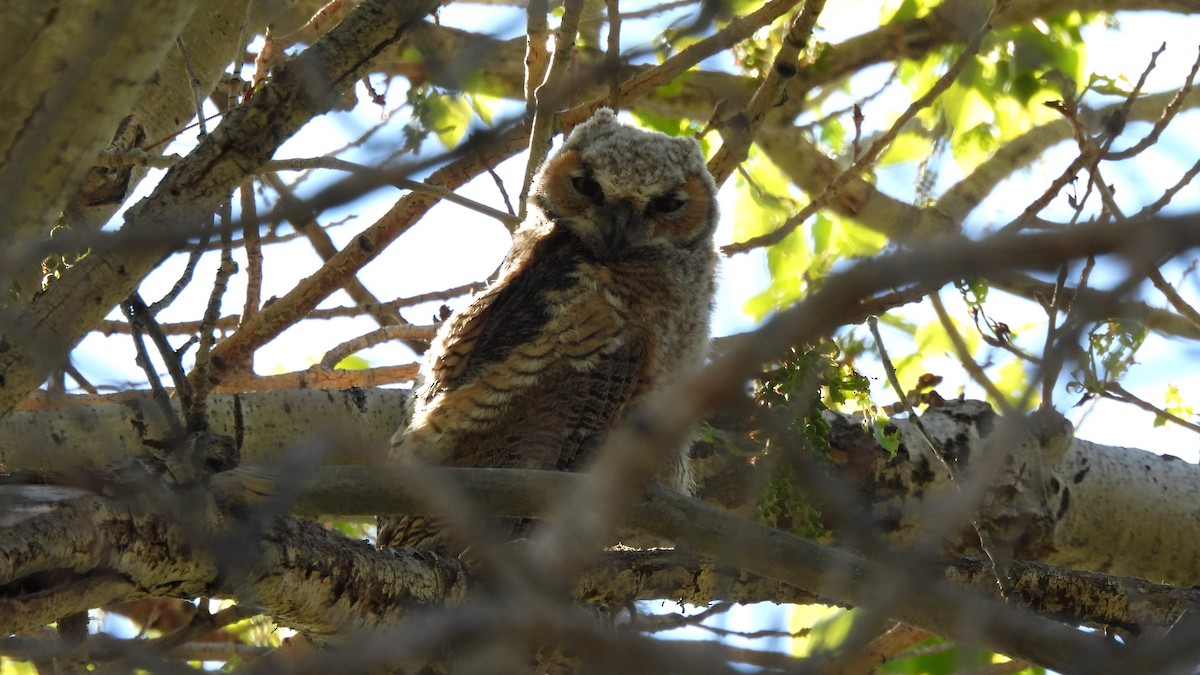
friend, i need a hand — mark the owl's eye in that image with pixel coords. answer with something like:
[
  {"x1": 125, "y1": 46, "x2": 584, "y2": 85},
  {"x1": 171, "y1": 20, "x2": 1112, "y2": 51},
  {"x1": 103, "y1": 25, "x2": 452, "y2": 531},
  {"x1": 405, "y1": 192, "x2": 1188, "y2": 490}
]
[
  {"x1": 647, "y1": 193, "x2": 686, "y2": 215},
  {"x1": 571, "y1": 175, "x2": 604, "y2": 202}
]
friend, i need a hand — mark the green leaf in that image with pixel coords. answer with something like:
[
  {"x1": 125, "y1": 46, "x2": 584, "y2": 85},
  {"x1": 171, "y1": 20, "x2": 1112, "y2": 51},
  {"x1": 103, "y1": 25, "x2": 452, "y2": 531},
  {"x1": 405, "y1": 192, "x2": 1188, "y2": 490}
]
[
  {"x1": 1087, "y1": 73, "x2": 1134, "y2": 97},
  {"x1": 1086, "y1": 319, "x2": 1147, "y2": 383},
  {"x1": 914, "y1": 318, "x2": 955, "y2": 357},
  {"x1": 425, "y1": 94, "x2": 473, "y2": 148},
  {"x1": 728, "y1": 0, "x2": 764, "y2": 14},
  {"x1": 787, "y1": 604, "x2": 845, "y2": 656},
  {"x1": 732, "y1": 149, "x2": 800, "y2": 314},
  {"x1": 957, "y1": 278, "x2": 989, "y2": 306},
  {"x1": 811, "y1": 213, "x2": 832, "y2": 255},
  {"x1": 881, "y1": 636, "x2": 1031, "y2": 674},
  {"x1": 334, "y1": 354, "x2": 370, "y2": 371},
  {"x1": 745, "y1": 283, "x2": 800, "y2": 321},
  {"x1": 818, "y1": 116, "x2": 846, "y2": 149},
  {"x1": 880, "y1": 0, "x2": 926, "y2": 24},
  {"x1": 1158, "y1": 383, "x2": 1194, "y2": 427},
  {"x1": 832, "y1": 218, "x2": 888, "y2": 258},
  {"x1": 950, "y1": 122, "x2": 1000, "y2": 172},
  {"x1": 466, "y1": 93, "x2": 497, "y2": 126},
  {"x1": 873, "y1": 418, "x2": 901, "y2": 453},
  {"x1": 994, "y1": 358, "x2": 1037, "y2": 410},
  {"x1": 751, "y1": 228, "x2": 811, "y2": 316},
  {"x1": 879, "y1": 131, "x2": 931, "y2": 165},
  {"x1": 630, "y1": 108, "x2": 694, "y2": 136},
  {"x1": 945, "y1": 83, "x2": 994, "y2": 136},
  {"x1": 878, "y1": 313, "x2": 920, "y2": 337},
  {"x1": 791, "y1": 607, "x2": 858, "y2": 655}
]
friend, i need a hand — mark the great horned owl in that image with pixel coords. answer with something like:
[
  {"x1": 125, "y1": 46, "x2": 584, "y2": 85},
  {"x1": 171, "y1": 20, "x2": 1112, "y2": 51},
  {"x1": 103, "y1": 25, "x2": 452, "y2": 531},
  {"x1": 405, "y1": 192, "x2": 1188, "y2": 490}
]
[{"x1": 377, "y1": 109, "x2": 718, "y2": 557}]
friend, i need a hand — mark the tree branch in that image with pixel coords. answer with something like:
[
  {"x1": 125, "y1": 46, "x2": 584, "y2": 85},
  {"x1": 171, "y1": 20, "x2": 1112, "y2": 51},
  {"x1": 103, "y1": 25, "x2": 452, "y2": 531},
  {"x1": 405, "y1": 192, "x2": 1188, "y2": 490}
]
[{"x1": 0, "y1": 0, "x2": 443, "y2": 419}]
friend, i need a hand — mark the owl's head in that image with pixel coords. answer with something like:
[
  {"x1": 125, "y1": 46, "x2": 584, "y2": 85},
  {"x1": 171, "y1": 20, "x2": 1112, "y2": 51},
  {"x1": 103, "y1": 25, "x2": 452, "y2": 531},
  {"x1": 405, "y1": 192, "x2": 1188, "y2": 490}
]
[{"x1": 528, "y1": 109, "x2": 718, "y2": 261}]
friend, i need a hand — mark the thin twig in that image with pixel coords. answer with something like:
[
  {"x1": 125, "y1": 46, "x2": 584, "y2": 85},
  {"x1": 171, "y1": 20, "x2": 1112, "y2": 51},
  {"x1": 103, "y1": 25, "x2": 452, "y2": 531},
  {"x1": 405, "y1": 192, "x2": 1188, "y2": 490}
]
[
  {"x1": 1097, "y1": 41, "x2": 1166, "y2": 154},
  {"x1": 999, "y1": 152, "x2": 1089, "y2": 234},
  {"x1": 319, "y1": 324, "x2": 440, "y2": 369},
  {"x1": 523, "y1": 0, "x2": 550, "y2": 119},
  {"x1": 520, "y1": 0, "x2": 587, "y2": 220},
  {"x1": 97, "y1": 604, "x2": 259, "y2": 671},
  {"x1": 619, "y1": 0, "x2": 696, "y2": 21},
  {"x1": 1148, "y1": 267, "x2": 1200, "y2": 332},
  {"x1": 794, "y1": 65, "x2": 898, "y2": 135},
  {"x1": 62, "y1": 362, "x2": 98, "y2": 395},
  {"x1": 265, "y1": 157, "x2": 521, "y2": 227},
  {"x1": 485, "y1": 164, "x2": 517, "y2": 218},
  {"x1": 189, "y1": 200, "x2": 238, "y2": 429},
  {"x1": 1039, "y1": 263, "x2": 1071, "y2": 409},
  {"x1": 1103, "y1": 45, "x2": 1200, "y2": 161},
  {"x1": 1133, "y1": 153, "x2": 1200, "y2": 219},
  {"x1": 605, "y1": 0, "x2": 622, "y2": 112},
  {"x1": 175, "y1": 36, "x2": 208, "y2": 136},
  {"x1": 1101, "y1": 382, "x2": 1200, "y2": 434},
  {"x1": 123, "y1": 295, "x2": 187, "y2": 440},
  {"x1": 1035, "y1": 168, "x2": 1090, "y2": 409},
  {"x1": 262, "y1": 172, "x2": 409, "y2": 332},
  {"x1": 240, "y1": 180, "x2": 263, "y2": 324},
  {"x1": 149, "y1": 225, "x2": 212, "y2": 315},
  {"x1": 635, "y1": 602, "x2": 738, "y2": 633},
  {"x1": 99, "y1": 281, "x2": 480, "y2": 337}
]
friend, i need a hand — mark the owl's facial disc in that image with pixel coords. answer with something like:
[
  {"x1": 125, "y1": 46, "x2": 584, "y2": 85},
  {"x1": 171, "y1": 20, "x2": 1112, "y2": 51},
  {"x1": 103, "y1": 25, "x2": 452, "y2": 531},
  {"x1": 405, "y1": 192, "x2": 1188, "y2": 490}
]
[{"x1": 532, "y1": 148, "x2": 712, "y2": 261}]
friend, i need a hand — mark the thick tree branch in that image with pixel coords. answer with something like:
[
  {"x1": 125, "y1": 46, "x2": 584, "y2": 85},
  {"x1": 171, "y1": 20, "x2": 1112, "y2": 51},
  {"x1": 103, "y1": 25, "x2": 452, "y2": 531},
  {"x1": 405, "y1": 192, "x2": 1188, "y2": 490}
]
[
  {"x1": 0, "y1": 1, "x2": 202, "y2": 244},
  {"x1": 0, "y1": 458, "x2": 1147, "y2": 672}
]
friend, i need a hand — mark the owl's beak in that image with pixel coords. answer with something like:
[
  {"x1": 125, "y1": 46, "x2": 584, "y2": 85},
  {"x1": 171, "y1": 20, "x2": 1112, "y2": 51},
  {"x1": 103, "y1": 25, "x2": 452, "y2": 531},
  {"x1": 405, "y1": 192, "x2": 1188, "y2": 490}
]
[{"x1": 600, "y1": 201, "x2": 640, "y2": 259}]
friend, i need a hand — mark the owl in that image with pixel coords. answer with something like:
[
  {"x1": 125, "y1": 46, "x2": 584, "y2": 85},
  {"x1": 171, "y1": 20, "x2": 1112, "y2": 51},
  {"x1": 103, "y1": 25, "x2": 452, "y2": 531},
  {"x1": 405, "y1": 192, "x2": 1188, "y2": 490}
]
[{"x1": 377, "y1": 109, "x2": 719, "y2": 558}]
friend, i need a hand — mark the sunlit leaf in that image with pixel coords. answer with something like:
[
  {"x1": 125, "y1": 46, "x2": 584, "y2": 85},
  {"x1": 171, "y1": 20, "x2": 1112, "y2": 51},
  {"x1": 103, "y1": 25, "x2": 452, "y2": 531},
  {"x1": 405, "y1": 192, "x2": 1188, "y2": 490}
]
[
  {"x1": 1087, "y1": 73, "x2": 1135, "y2": 97},
  {"x1": 881, "y1": 635, "x2": 1035, "y2": 674},
  {"x1": 466, "y1": 92, "x2": 499, "y2": 126},
  {"x1": 944, "y1": 83, "x2": 994, "y2": 136},
  {"x1": 950, "y1": 122, "x2": 1000, "y2": 172},
  {"x1": 426, "y1": 93, "x2": 473, "y2": 148},
  {"x1": 832, "y1": 218, "x2": 888, "y2": 258},
  {"x1": 812, "y1": 212, "x2": 833, "y2": 254},
  {"x1": 631, "y1": 108, "x2": 696, "y2": 136},
  {"x1": 819, "y1": 116, "x2": 846, "y2": 149},
  {"x1": 914, "y1": 317, "x2": 955, "y2": 357},
  {"x1": 794, "y1": 606, "x2": 859, "y2": 655},
  {"x1": 879, "y1": 130, "x2": 932, "y2": 165},
  {"x1": 788, "y1": 605, "x2": 851, "y2": 656},
  {"x1": 747, "y1": 242, "x2": 805, "y2": 319},
  {"x1": 994, "y1": 358, "x2": 1037, "y2": 410},
  {"x1": 1157, "y1": 384, "x2": 1195, "y2": 427},
  {"x1": 880, "y1": 0, "x2": 931, "y2": 24},
  {"x1": 334, "y1": 354, "x2": 370, "y2": 371},
  {"x1": 873, "y1": 417, "x2": 901, "y2": 453}
]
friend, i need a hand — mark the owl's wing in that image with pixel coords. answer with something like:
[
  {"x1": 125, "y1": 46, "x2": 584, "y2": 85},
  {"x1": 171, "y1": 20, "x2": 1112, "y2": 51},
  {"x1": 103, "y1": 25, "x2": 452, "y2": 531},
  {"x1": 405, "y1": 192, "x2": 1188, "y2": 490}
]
[
  {"x1": 507, "y1": 338, "x2": 644, "y2": 472},
  {"x1": 426, "y1": 228, "x2": 582, "y2": 389},
  {"x1": 403, "y1": 228, "x2": 645, "y2": 468}
]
